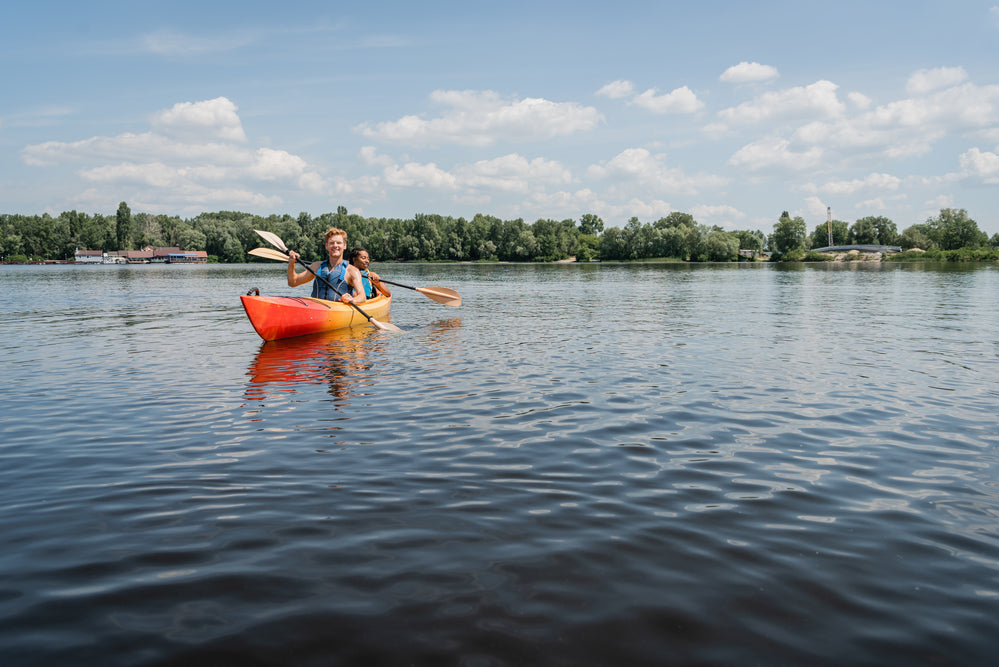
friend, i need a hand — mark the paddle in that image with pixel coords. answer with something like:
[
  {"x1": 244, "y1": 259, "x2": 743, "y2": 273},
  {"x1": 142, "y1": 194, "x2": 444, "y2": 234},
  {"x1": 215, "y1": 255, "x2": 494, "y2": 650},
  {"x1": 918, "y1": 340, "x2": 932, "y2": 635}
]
[
  {"x1": 250, "y1": 246, "x2": 461, "y2": 307},
  {"x1": 251, "y1": 231, "x2": 403, "y2": 333},
  {"x1": 369, "y1": 279, "x2": 461, "y2": 307}
]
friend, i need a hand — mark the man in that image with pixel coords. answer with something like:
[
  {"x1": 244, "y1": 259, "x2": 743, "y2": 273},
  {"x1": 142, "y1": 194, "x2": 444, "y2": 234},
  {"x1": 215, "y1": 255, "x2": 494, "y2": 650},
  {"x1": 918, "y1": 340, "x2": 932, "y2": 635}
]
[{"x1": 286, "y1": 227, "x2": 368, "y2": 304}]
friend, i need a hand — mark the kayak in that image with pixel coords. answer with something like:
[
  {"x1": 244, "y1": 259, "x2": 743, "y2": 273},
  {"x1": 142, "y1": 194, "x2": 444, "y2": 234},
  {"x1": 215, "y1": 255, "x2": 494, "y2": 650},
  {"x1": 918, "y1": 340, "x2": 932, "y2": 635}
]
[{"x1": 240, "y1": 293, "x2": 392, "y2": 341}]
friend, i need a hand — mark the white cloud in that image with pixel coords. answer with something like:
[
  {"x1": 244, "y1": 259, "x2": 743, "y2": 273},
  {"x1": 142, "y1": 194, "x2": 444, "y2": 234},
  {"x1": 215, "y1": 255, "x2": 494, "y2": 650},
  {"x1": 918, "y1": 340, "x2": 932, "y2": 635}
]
[
  {"x1": 720, "y1": 61, "x2": 779, "y2": 83},
  {"x1": 906, "y1": 66, "x2": 968, "y2": 95},
  {"x1": 359, "y1": 146, "x2": 395, "y2": 167},
  {"x1": 802, "y1": 196, "x2": 829, "y2": 220},
  {"x1": 691, "y1": 204, "x2": 746, "y2": 227},
  {"x1": 456, "y1": 154, "x2": 571, "y2": 192},
  {"x1": 728, "y1": 135, "x2": 823, "y2": 171},
  {"x1": 848, "y1": 92, "x2": 872, "y2": 110},
  {"x1": 802, "y1": 172, "x2": 902, "y2": 196},
  {"x1": 151, "y1": 97, "x2": 247, "y2": 142},
  {"x1": 355, "y1": 90, "x2": 603, "y2": 146},
  {"x1": 383, "y1": 162, "x2": 458, "y2": 190},
  {"x1": 959, "y1": 147, "x2": 999, "y2": 184},
  {"x1": 630, "y1": 86, "x2": 704, "y2": 114},
  {"x1": 587, "y1": 147, "x2": 725, "y2": 194},
  {"x1": 596, "y1": 80, "x2": 635, "y2": 99},
  {"x1": 718, "y1": 80, "x2": 845, "y2": 124},
  {"x1": 21, "y1": 97, "x2": 327, "y2": 210},
  {"x1": 790, "y1": 81, "x2": 999, "y2": 161},
  {"x1": 343, "y1": 151, "x2": 573, "y2": 197}
]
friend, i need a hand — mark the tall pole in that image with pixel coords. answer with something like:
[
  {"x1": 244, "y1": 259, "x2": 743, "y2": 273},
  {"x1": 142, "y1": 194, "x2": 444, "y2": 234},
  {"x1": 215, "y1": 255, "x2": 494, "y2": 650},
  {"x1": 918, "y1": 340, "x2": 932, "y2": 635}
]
[{"x1": 827, "y1": 206, "x2": 833, "y2": 247}]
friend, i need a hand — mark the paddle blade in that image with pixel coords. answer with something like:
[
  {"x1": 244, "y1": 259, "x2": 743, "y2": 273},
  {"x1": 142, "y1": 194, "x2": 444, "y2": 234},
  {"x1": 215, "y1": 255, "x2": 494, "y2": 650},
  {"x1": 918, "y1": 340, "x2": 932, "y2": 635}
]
[
  {"x1": 254, "y1": 229, "x2": 289, "y2": 252},
  {"x1": 249, "y1": 247, "x2": 290, "y2": 262},
  {"x1": 369, "y1": 318, "x2": 404, "y2": 333},
  {"x1": 415, "y1": 286, "x2": 461, "y2": 307}
]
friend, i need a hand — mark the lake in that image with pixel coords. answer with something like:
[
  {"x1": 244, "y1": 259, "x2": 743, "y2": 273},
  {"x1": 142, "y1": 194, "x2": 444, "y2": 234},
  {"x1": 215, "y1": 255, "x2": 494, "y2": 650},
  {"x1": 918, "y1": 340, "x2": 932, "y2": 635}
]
[{"x1": 1, "y1": 261, "x2": 998, "y2": 665}]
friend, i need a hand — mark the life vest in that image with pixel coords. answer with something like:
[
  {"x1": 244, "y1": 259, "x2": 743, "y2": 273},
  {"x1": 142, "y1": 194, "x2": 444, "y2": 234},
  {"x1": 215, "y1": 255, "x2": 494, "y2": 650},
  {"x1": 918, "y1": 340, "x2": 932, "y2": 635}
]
[
  {"x1": 359, "y1": 269, "x2": 375, "y2": 298},
  {"x1": 311, "y1": 260, "x2": 351, "y2": 300}
]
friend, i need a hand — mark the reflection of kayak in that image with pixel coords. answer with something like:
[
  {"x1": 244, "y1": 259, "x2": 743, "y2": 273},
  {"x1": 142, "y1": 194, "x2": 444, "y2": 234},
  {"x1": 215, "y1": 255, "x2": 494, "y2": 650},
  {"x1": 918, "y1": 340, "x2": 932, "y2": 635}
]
[
  {"x1": 245, "y1": 326, "x2": 376, "y2": 391},
  {"x1": 240, "y1": 294, "x2": 391, "y2": 341}
]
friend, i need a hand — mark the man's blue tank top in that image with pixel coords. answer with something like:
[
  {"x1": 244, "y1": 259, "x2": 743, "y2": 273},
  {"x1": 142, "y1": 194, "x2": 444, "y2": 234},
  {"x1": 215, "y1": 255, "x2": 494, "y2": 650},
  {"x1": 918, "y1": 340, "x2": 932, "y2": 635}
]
[{"x1": 311, "y1": 260, "x2": 350, "y2": 300}]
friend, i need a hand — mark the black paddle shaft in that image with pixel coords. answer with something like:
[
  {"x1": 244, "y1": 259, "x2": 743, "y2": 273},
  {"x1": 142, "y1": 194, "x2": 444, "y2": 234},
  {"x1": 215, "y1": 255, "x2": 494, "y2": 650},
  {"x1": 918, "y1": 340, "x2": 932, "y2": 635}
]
[{"x1": 292, "y1": 255, "x2": 379, "y2": 323}]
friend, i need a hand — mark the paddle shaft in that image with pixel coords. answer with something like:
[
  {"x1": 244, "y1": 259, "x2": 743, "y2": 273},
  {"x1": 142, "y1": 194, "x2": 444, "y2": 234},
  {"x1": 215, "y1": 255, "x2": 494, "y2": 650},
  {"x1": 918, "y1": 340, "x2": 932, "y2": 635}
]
[
  {"x1": 290, "y1": 255, "x2": 382, "y2": 324},
  {"x1": 375, "y1": 278, "x2": 419, "y2": 291}
]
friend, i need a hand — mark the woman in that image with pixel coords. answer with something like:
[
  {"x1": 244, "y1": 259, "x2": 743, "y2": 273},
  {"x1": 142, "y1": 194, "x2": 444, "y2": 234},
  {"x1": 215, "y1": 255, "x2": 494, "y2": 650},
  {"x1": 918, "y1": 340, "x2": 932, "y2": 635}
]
[{"x1": 349, "y1": 247, "x2": 391, "y2": 299}]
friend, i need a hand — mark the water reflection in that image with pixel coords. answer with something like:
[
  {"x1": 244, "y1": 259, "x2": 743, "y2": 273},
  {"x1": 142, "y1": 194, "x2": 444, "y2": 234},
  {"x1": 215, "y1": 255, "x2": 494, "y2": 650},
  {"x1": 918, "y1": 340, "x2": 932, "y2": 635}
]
[{"x1": 244, "y1": 325, "x2": 383, "y2": 404}]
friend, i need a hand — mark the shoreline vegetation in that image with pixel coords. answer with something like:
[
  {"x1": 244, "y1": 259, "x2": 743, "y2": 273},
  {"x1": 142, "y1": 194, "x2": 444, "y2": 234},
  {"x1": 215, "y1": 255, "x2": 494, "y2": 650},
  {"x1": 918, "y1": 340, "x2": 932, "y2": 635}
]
[{"x1": 2, "y1": 202, "x2": 997, "y2": 265}]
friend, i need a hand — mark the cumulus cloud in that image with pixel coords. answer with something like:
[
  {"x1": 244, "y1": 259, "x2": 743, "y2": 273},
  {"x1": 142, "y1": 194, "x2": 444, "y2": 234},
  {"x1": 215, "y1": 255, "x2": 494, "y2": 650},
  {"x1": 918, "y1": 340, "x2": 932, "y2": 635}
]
[
  {"x1": 456, "y1": 154, "x2": 571, "y2": 192},
  {"x1": 630, "y1": 86, "x2": 704, "y2": 114},
  {"x1": 151, "y1": 97, "x2": 247, "y2": 142},
  {"x1": 383, "y1": 162, "x2": 458, "y2": 190},
  {"x1": 801, "y1": 172, "x2": 902, "y2": 196},
  {"x1": 599, "y1": 80, "x2": 704, "y2": 114},
  {"x1": 848, "y1": 92, "x2": 872, "y2": 109},
  {"x1": 596, "y1": 80, "x2": 635, "y2": 99},
  {"x1": 355, "y1": 90, "x2": 603, "y2": 146},
  {"x1": 21, "y1": 97, "x2": 327, "y2": 209},
  {"x1": 728, "y1": 135, "x2": 823, "y2": 171},
  {"x1": 588, "y1": 147, "x2": 725, "y2": 194},
  {"x1": 720, "y1": 61, "x2": 779, "y2": 83},
  {"x1": 959, "y1": 147, "x2": 999, "y2": 184},
  {"x1": 340, "y1": 152, "x2": 572, "y2": 200},
  {"x1": 788, "y1": 81, "x2": 999, "y2": 161},
  {"x1": 691, "y1": 204, "x2": 746, "y2": 227},
  {"x1": 906, "y1": 66, "x2": 968, "y2": 95},
  {"x1": 718, "y1": 80, "x2": 845, "y2": 124}
]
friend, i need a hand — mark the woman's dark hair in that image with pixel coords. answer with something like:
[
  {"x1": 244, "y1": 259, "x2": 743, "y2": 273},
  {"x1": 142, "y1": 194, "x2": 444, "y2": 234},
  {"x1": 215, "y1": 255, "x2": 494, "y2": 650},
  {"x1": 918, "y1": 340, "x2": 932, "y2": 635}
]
[{"x1": 349, "y1": 247, "x2": 369, "y2": 263}]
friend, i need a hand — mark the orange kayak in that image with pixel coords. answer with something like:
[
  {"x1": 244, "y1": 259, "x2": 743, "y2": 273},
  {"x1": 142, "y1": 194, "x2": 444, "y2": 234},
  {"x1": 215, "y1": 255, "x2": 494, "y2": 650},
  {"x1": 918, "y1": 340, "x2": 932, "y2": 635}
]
[{"x1": 240, "y1": 293, "x2": 391, "y2": 341}]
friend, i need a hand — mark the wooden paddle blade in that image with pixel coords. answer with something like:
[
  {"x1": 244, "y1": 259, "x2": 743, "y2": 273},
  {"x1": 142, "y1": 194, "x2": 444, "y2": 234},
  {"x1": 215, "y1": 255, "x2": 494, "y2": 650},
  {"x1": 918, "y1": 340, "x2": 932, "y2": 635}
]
[
  {"x1": 415, "y1": 286, "x2": 461, "y2": 307},
  {"x1": 254, "y1": 229, "x2": 289, "y2": 252},
  {"x1": 369, "y1": 318, "x2": 404, "y2": 333},
  {"x1": 249, "y1": 247, "x2": 290, "y2": 261}
]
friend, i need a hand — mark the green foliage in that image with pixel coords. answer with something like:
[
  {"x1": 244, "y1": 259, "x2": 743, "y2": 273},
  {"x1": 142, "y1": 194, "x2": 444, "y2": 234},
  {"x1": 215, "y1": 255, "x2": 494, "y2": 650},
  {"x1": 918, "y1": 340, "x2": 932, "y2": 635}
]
[
  {"x1": 2, "y1": 203, "x2": 993, "y2": 265},
  {"x1": 898, "y1": 224, "x2": 933, "y2": 250},
  {"x1": 770, "y1": 213, "x2": 808, "y2": 259},
  {"x1": 924, "y1": 208, "x2": 987, "y2": 250},
  {"x1": 886, "y1": 247, "x2": 999, "y2": 262},
  {"x1": 115, "y1": 201, "x2": 131, "y2": 251},
  {"x1": 802, "y1": 251, "x2": 834, "y2": 262},
  {"x1": 810, "y1": 219, "x2": 850, "y2": 248}
]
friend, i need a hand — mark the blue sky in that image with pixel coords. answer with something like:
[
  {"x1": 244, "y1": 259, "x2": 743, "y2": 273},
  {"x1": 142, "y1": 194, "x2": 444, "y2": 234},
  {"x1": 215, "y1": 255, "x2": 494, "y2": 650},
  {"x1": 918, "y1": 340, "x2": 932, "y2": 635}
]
[{"x1": 2, "y1": 0, "x2": 998, "y2": 235}]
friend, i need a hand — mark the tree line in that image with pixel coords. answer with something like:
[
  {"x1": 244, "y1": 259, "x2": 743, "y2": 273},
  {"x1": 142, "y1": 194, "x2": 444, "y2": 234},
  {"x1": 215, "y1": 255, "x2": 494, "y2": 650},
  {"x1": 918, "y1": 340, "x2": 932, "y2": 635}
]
[
  {"x1": 769, "y1": 208, "x2": 998, "y2": 261},
  {"x1": 2, "y1": 202, "x2": 996, "y2": 264}
]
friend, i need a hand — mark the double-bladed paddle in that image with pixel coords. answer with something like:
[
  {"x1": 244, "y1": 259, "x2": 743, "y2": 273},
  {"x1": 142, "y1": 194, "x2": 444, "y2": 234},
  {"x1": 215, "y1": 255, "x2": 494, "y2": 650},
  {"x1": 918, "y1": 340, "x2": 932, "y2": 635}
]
[
  {"x1": 249, "y1": 246, "x2": 461, "y2": 307},
  {"x1": 251, "y1": 230, "x2": 403, "y2": 333}
]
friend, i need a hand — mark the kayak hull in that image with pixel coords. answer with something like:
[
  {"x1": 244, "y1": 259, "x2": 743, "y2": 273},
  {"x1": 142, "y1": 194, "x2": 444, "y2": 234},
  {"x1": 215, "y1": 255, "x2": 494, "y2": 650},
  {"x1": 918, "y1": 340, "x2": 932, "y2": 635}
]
[{"x1": 240, "y1": 294, "x2": 391, "y2": 341}]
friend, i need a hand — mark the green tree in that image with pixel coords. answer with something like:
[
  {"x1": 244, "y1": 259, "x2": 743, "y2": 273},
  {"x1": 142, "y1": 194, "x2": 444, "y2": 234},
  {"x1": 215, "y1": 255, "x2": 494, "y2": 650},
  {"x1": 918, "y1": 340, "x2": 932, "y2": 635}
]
[
  {"x1": 770, "y1": 212, "x2": 808, "y2": 259},
  {"x1": 737, "y1": 229, "x2": 766, "y2": 254},
  {"x1": 704, "y1": 231, "x2": 739, "y2": 261},
  {"x1": 578, "y1": 213, "x2": 604, "y2": 236},
  {"x1": 926, "y1": 208, "x2": 987, "y2": 250},
  {"x1": 850, "y1": 216, "x2": 897, "y2": 245},
  {"x1": 115, "y1": 202, "x2": 132, "y2": 251},
  {"x1": 898, "y1": 225, "x2": 932, "y2": 250},
  {"x1": 811, "y1": 220, "x2": 849, "y2": 247}
]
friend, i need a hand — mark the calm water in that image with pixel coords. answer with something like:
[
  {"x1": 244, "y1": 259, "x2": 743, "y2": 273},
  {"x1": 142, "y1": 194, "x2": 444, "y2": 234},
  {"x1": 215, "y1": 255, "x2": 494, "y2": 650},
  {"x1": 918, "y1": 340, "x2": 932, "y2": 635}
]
[{"x1": 1, "y1": 261, "x2": 998, "y2": 665}]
